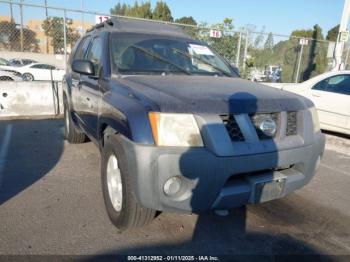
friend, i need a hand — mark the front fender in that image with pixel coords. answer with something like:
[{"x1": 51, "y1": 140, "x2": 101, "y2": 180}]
[{"x1": 99, "y1": 92, "x2": 155, "y2": 145}]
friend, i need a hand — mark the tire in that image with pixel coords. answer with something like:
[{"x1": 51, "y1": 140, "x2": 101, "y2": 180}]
[
  {"x1": 0, "y1": 76, "x2": 14, "y2": 81},
  {"x1": 23, "y1": 73, "x2": 34, "y2": 81},
  {"x1": 101, "y1": 131, "x2": 156, "y2": 231},
  {"x1": 63, "y1": 98, "x2": 86, "y2": 144}
]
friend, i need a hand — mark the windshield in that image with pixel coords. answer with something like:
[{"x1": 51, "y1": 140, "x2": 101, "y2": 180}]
[{"x1": 110, "y1": 33, "x2": 235, "y2": 77}]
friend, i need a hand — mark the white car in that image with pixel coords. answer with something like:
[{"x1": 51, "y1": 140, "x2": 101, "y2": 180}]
[
  {"x1": 0, "y1": 70, "x2": 23, "y2": 81},
  {"x1": 13, "y1": 63, "x2": 65, "y2": 81},
  {"x1": 265, "y1": 71, "x2": 350, "y2": 135},
  {"x1": 8, "y1": 58, "x2": 37, "y2": 66}
]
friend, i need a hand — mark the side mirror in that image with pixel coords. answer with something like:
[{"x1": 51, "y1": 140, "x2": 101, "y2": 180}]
[{"x1": 72, "y1": 59, "x2": 95, "y2": 76}]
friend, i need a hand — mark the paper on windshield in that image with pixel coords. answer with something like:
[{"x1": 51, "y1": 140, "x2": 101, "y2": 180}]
[{"x1": 189, "y1": 44, "x2": 214, "y2": 56}]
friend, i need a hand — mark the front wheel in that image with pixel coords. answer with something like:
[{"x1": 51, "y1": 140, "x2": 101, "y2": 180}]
[
  {"x1": 23, "y1": 73, "x2": 34, "y2": 81},
  {"x1": 101, "y1": 131, "x2": 156, "y2": 231}
]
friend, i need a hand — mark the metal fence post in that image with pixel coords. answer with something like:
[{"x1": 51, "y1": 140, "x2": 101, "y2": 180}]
[
  {"x1": 44, "y1": 0, "x2": 49, "y2": 53},
  {"x1": 242, "y1": 30, "x2": 249, "y2": 71},
  {"x1": 295, "y1": 42, "x2": 304, "y2": 83},
  {"x1": 9, "y1": 0, "x2": 13, "y2": 21},
  {"x1": 235, "y1": 31, "x2": 242, "y2": 67},
  {"x1": 20, "y1": 0, "x2": 24, "y2": 52},
  {"x1": 63, "y1": 10, "x2": 67, "y2": 70}
]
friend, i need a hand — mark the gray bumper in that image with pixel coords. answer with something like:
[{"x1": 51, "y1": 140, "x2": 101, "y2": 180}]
[{"x1": 120, "y1": 131, "x2": 325, "y2": 213}]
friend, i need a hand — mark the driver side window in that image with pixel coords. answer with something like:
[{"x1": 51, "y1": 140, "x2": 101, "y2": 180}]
[{"x1": 86, "y1": 37, "x2": 103, "y2": 76}]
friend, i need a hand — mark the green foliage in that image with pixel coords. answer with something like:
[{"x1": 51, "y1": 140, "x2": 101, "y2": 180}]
[
  {"x1": 110, "y1": 1, "x2": 152, "y2": 18},
  {"x1": 264, "y1": 33, "x2": 274, "y2": 49},
  {"x1": 291, "y1": 29, "x2": 313, "y2": 38},
  {"x1": 110, "y1": 1, "x2": 172, "y2": 21},
  {"x1": 110, "y1": 3, "x2": 128, "y2": 16},
  {"x1": 42, "y1": 17, "x2": 80, "y2": 54},
  {"x1": 197, "y1": 18, "x2": 238, "y2": 63},
  {"x1": 0, "y1": 21, "x2": 39, "y2": 52},
  {"x1": 175, "y1": 16, "x2": 197, "y2": 26},
  {"x1": 326, "y1": 24, "x2": 339, "y2": 41},
  {"x1": 152, "y1": 1, "x2": 173, "y2": 22}
]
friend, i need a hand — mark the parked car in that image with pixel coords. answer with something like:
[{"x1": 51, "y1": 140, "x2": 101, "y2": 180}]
[
  {"x1": 0, "y1": 58, "x2": 9, "y2": 66},
  {"x1": 63, "y1": 18, "x2": 325, "y2": 231},
  {"x1": 13, "y1": 63, "x2": 65, "y2": 81},
  {"x1": 8, "y1": 58, "x2": 37, "y2": 67},
  {"x1": 0, "y1": 69, "x2": 23, "y2": 81},
  {"x1": 266, "y1": 71, "x2": 350, "y2": 136}
]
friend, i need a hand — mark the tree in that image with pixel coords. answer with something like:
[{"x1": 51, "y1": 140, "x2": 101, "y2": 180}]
[
  {"x1": 110, "y1": 3, "x2": 127, "y2": 16},
  {"x1": 0, "y1": 21, "x2": 38, "y2": 52},
  {"x1": 175, "y1": 16, "x2": 197, "y2": 26},
  {"x1": 291, "y1": 29, "x2": 313, "y2": 38},
  {"x1": 197, "y1": 18, "x2": 238, "y2": 63},
  {"x1": 110, "y1": 1, "x2": 152, "y2": 19},
  {"x1": 326, "y1": 24, "x2": 339, "y2": 41},
  {"x1": 264, "y1": 32, "x2": 274, "y2": 49},
  {"x1": 42, "y1": 17, "x2": 80, "y2": 54},
  {"x1": 302, "y1": 24, "x2": 327, "y2": 80},
  {"x1": 152, "y1": 1, "x2": 173, "y2": 22}
]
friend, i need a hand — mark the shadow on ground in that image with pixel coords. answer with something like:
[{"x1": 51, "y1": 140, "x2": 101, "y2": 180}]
[
  {"x1": 86, "y1": 206, "x2": 334, "y2": 261},
  {"x1": 0, "y1": 119, "x2": 64, "y2": 205}
]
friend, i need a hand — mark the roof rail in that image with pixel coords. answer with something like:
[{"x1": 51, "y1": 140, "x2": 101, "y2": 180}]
[
  {"x1": 85, "y1": 17, "x2": 189, "y2": 38},
  {"x1": 86, "y1": 19, "x2": 114, "y2": 33}
]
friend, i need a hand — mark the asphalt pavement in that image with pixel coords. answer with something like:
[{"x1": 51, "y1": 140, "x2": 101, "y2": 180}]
[{"x1": 0, "y1": 119, "x2": 349, "y2": 259}]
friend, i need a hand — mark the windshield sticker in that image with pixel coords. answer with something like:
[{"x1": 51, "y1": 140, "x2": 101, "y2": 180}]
[{"x1": 189, "y1": 44, "x2": 214, "y2": 56}]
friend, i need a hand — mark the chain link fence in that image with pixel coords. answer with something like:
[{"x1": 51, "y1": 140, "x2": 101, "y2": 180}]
[{"x1": 0, "y1": 0, "x2": 347, "y2": 83}]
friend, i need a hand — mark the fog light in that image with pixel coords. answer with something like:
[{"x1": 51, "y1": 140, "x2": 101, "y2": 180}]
[{"x1": 164, "y1": 176, "x2": 182, "y2": 197}]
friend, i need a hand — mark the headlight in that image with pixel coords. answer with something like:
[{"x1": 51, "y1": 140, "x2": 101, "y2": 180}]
[
  {"x1": 149, "y1": 112, "x2": 203, "y2": 147},
  {"x1": 310, "y1": 107, "x2": 320, "y2": 132}
]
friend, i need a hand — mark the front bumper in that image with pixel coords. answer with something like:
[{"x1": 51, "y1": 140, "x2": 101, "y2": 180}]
[{"x1": 120, "y1": 131, "x2": 325, "y2": 213}]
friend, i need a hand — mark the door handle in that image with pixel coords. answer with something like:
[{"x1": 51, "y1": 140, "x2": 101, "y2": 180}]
[{"x1": 312, "y1": 93, "x2": 321, "y2": 97}]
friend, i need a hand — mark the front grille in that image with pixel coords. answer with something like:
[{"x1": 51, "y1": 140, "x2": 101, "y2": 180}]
[
  {"x1": 250, "y1": 113, "x2": 280, "y2": 140},
  {"x1": 286, "y1": 112, "x2": 298, "y2": 136},
  {"x1": 221, "y1": 115, "x2": 245, "y2": 142}
]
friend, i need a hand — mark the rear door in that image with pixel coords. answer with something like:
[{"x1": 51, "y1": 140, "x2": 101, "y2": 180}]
[{"x1": 310, "y1": 74, "x2": 350, "y2": 132}]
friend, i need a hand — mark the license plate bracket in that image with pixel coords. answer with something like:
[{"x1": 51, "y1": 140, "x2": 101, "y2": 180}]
[{"x1": 247, "y1": 173, "x2": 287, "y2": 204}]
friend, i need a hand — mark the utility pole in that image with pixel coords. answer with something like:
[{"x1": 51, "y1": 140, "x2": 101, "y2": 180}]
[
  {"x1": 295, "y1": 43, "x2": 304, "y2": 83},
  {"x1": 19, "y1": 0, "x2": 24, "y2": 52},
  {"x1": 242, "y1": 30, "x2": 249, "y2": 71},
  {"x1": 81, "y1": 0, "x2": 84, "y2": 34},
  {"x1": 333, "y1": 0, "x2": 350, "y2": 71},
  {"x1": 45, "y1": 0, "x2": 49, "y2": 53},
  {"x1": 235, "y1": 31, "x2": 242, "y2": 67}
]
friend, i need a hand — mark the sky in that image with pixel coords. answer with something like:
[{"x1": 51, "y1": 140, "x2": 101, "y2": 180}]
[{"x1": 0, "y1": 0, "x2": 346, "y2": 36}]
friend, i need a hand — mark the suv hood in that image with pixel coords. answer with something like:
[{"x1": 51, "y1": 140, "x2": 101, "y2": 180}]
[{"x1": 117, "y1": 75, "x2": 313, "y2": 114}]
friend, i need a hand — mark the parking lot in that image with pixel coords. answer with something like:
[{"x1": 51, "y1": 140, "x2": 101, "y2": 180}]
[{"x1": 0, "y1": 119, "x2": 349, "y2": 257}]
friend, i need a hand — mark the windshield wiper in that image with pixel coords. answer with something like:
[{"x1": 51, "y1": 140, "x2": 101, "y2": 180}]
[
  {"x1": 130, "y1": 45, "x2": 192, "y2": 75},
  {"x1": 172, "y1": 47, "x2": 232, "y2": 77}
]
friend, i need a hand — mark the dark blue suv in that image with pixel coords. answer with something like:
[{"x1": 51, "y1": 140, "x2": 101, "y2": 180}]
[{"x1": 63, "y1": 18, "x2": 325, "y2": 231}]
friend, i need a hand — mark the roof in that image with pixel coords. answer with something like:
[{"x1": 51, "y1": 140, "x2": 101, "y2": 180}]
[{"x1": 89, "y1": 17, "x2": 191, "y2": 39}]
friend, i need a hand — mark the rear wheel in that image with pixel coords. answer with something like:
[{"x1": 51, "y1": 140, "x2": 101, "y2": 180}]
[
  {"x1": 23, "y1": 73, "x2": 34, "y2": 81},
  {"x1": 101, "y1": 131, "x2": 156, "y2": 231},
  {"x1": 63, "y1": 98, "x2": 86, "y2": 144}
]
